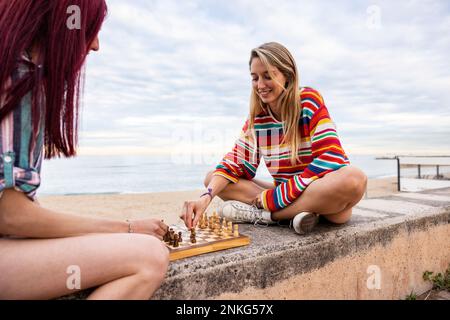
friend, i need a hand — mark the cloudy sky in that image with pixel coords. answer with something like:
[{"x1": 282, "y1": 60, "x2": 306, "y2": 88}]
[{"x1": 79, "y1": 0, "x2": 450, "y2": 158}]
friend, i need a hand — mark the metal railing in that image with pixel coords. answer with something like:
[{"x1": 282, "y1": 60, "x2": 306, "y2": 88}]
[{"x1": 376, "y1": 156, "x2": 450, "y2": 192}]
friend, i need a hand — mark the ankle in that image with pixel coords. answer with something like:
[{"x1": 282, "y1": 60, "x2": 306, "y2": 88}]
[{"x1": 269, "y1": 211, "x2": 276, "y2": 222}]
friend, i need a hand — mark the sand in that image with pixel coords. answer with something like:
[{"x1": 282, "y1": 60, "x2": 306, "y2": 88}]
[{"x1": 38, "y1": 177, "x2": 399, "y2": 224}]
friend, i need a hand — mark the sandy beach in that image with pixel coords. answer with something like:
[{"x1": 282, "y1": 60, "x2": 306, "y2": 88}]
[{"x1": 38, "y1": 177, "x2": 400, "y2": 224}]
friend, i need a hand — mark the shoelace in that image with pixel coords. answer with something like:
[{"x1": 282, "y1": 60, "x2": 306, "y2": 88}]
[{"x1": 231, "y1": 203, "x2": 270, "y2": 227}]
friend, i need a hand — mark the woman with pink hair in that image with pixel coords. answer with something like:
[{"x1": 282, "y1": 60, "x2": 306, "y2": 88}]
[{"x1": 0, "y1": 0, "x2": 169, "y2": 300}]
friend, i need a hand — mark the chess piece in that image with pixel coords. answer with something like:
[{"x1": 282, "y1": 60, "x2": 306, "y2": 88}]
[
  {"x1": 233, "y1": 224, "x2": 239, "y2": 237},
  {"x1": 164, "y1": 228, "x2": 173, "y2": 243},
  {"x1": 200, "y1": 215, "x2": 207, "y2": 229},
  {"x1": 209, "y1": 217, "x2": 214, "y2": 231},
  {"x1": 173, "y1": 233, "x2": 179, "y2": 247},
  {"x1": 169, "y1": 229, "x2": 175, "y2": 246},
  {"x1": 213, "y1": 223, "x2": 219, "y2": 235},
  {"x1": 178, "y1": 231, "x2": 183, "y2": 243},
  {"x1": 227, "y1": 221, "x2": 233, "y2": 235},
  {"x1": 190, "y1": 228, "x2": 197, "y2": 244}
]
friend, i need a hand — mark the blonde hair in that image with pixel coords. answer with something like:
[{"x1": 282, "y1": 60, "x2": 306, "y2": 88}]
[{"x1": 248, "y1": 42, "x2": 301, "y2": 165}]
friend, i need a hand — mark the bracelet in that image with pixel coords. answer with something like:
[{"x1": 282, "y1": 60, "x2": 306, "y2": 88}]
[
  {"x1": 125, "y1": 219, "x2": 134, "y2": 233},
  {"x1": 200, "y1": 188, "x2": 213, "y2": 201}
]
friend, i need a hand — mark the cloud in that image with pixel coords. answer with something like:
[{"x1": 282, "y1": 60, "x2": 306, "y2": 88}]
[{"x1": 74, "y1": 0, "x2": 450, "y2": 156}]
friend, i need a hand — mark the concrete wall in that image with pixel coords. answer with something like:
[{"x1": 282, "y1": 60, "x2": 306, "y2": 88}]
[{"x1": 217, "y1": 224, "x2": 449, "y2": 300}]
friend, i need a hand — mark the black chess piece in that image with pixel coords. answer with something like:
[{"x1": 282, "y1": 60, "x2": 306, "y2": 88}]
[
  {"x1": 169, "y1": 230, "x2": 175, "y2": 246},
  {"x1": 173, "y1": 234, "x2": 179, "y2": 248}
]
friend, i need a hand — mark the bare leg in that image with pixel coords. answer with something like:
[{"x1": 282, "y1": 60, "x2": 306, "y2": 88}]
[
  {"x1": 272, "y1": 166, "x2": 367, "y2": 224},
  {"x1": 205, "y1": 166, "x2": 367, "y2": 225},
  {"x1": 0, "y1": 233, "x2": 169, "y2": 300},
  {"x1": 204, "y1": 172, "x2": 274, "y2": 204}
]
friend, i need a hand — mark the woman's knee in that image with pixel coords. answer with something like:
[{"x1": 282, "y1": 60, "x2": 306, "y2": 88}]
[
  {"x1": 119, "y1": 234, "x2": 169, "y2": 281},
  {"x1": 339, "y1": 166, "x2": 368, "y2": 200}
]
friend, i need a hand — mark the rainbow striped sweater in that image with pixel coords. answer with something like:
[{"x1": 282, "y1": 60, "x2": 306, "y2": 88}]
[{"x1": 213, "y1": 87, "x2": 350, "y2": 212}]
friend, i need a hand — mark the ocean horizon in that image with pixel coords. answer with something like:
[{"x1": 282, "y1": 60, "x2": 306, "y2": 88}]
[{"x1": 38, "y1": 154, "x2": 449, "y2": 196}]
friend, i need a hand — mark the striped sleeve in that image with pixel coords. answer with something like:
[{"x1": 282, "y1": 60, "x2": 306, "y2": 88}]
[
  {"x1": 260, "y1": 102, "x2": 350, "y2": 212},
  {"x1": 213, "y1": 120, "x2": 261, "y2": 183}
]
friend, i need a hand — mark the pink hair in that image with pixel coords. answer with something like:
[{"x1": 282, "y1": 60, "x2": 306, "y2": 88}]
[{"x1": 0, "y1": 0, "x2": 107, "y2": 158}]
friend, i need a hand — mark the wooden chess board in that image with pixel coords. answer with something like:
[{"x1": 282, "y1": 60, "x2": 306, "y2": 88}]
[{"x1": 164, "y1": 225, "x2": 250, "y2": 261}]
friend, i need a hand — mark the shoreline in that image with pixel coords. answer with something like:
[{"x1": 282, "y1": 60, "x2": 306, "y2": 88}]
[
  {"x1": 38, "y1": 172, "x2": 450, "y2": 198},
  {"x1": 38, "y1": 176, "x2": 401, "y2": 198}
]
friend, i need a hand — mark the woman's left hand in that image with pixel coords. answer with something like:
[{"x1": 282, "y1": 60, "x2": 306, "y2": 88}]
[{"x1": 128, "y1": 218, "x2": 168, "y2": 240}]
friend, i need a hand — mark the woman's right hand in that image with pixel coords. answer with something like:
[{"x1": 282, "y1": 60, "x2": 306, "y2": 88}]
[
  {"x1": 128, "y1": 218, "x2": 168, "y2": 240},
  {"x1": 179, "y1": 196, "x2": 210, "y2": 229}
]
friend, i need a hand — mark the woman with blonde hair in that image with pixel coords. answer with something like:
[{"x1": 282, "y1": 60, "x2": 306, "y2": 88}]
[{"x1": 181, "y1": 42, "x2": 367, "y2": 234}]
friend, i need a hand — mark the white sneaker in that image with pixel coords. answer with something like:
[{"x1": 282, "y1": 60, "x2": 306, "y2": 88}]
[
  {"x1": 216, "y1": 201, "x2": 276, "y2": 225},
  {"x1": 291, "y1": 212, "x2": 319, "y2": 235}
]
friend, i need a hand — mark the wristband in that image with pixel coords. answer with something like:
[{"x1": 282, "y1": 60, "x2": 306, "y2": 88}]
[
  {"x1": 200, "y1": 188, "x2": 213, "y2": 200},
  {"x1": 125, "y1": 219, "x2": 134, "y2": 233}
]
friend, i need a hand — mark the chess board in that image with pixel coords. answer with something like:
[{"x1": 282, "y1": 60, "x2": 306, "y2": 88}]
[{"x1": 164, "y1": 225, "x2": 250, "y2": 261}]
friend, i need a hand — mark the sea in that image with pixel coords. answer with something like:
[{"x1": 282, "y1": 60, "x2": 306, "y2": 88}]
[{"x1": 38, "y1": 154, "x2": 449, "y2": 196}]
